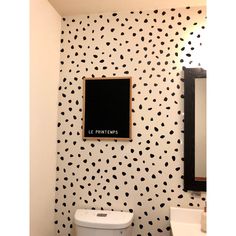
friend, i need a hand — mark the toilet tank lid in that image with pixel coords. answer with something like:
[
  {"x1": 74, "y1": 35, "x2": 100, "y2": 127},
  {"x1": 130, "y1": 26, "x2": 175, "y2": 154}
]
[{"x1": 74, "y1": 209, "x2": 134, "y2": 229}]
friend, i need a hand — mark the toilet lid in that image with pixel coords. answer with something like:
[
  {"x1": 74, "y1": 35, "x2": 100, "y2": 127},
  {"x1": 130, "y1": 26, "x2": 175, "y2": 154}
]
[{"x1": 74, "y1": 209, "x2": 134, "y2": 229}]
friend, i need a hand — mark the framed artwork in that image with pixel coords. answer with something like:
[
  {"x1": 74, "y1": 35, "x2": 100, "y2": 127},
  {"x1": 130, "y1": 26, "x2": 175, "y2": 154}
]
[{"x1": 83, "y1": 77, "x2": 132, "y2": 140}]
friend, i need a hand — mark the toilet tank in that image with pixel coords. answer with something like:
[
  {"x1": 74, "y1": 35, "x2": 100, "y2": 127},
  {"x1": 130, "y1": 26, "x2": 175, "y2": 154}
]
[{"x1": 74, "y1": 209, "x2": 134, "y2": 236}]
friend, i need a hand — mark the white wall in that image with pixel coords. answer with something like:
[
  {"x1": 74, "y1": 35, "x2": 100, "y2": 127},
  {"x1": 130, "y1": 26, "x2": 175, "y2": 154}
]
[{"x1": 30, "y1": 0, "x2": 61, "y2": 236}]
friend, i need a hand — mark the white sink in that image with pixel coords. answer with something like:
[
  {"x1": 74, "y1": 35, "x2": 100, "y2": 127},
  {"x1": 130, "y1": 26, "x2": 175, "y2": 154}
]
[{"x1": 170, "y1": 207, "x2": 206, "y2": 236}]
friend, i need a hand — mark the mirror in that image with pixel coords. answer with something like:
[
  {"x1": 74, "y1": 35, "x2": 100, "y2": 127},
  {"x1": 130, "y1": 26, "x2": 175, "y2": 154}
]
[
  {"x1": 195, "y1": 78, "x2": 206, "y2": 181},
  {"x1": 183, "y1": 67, "x2": 206, "y2": 191}
]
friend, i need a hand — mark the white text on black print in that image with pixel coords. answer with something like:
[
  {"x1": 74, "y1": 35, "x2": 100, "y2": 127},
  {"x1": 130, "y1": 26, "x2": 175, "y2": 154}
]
[{"x1": 88, "y1": 130, "x2": 118, "y2": 135}]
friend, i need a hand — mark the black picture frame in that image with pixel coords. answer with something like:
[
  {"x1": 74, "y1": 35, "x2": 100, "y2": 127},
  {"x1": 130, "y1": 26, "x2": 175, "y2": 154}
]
[
  {"x1": 83, "y1": 77, "x2": 132, "y2": 140},
  {"x1": 183, "y1": 67, "x2": 206, "y2": 191}
]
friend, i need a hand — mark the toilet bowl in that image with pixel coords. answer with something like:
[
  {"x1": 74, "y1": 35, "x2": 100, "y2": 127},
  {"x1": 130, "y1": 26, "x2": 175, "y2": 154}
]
[{"x1": 74, "y1": 209, "x2": 134, "y2": 236}]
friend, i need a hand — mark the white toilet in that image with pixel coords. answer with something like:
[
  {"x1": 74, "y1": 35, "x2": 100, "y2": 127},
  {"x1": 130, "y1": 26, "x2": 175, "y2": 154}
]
[{"x1": 74, "y1": 209, "x2": 134, "y2": 236}]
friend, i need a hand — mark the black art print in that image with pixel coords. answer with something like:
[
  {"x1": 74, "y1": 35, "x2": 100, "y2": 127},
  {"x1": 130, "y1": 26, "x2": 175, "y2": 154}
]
[{"x1": 83, "y1": 77, "x2": 132, "y2": 140}]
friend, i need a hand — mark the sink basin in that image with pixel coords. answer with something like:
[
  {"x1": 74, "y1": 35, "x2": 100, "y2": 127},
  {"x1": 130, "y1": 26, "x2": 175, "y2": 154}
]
[{"x1": 170, "y1": 207, "x2": 206, "y2": 236}]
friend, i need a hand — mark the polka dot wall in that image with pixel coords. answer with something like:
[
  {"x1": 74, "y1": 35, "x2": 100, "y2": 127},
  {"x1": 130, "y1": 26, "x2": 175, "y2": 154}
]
[{"x1": 55, "y1": 6, "x2": 206, "y2": 236}]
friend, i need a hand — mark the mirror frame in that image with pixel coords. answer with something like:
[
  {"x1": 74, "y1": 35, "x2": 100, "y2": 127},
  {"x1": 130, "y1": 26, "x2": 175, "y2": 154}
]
[{"x1": 183, "y1": 67, "x2": 206, "y2": 191}]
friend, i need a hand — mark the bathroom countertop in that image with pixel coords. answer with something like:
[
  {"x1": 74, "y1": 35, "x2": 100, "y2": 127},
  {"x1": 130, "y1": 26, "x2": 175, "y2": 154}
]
[
  {"x1": 170, "y1": 221, "x2": 206, "y2": 236},
  {"x1": 170, "y1": 207, "x2": 206, "y2": 236}
]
